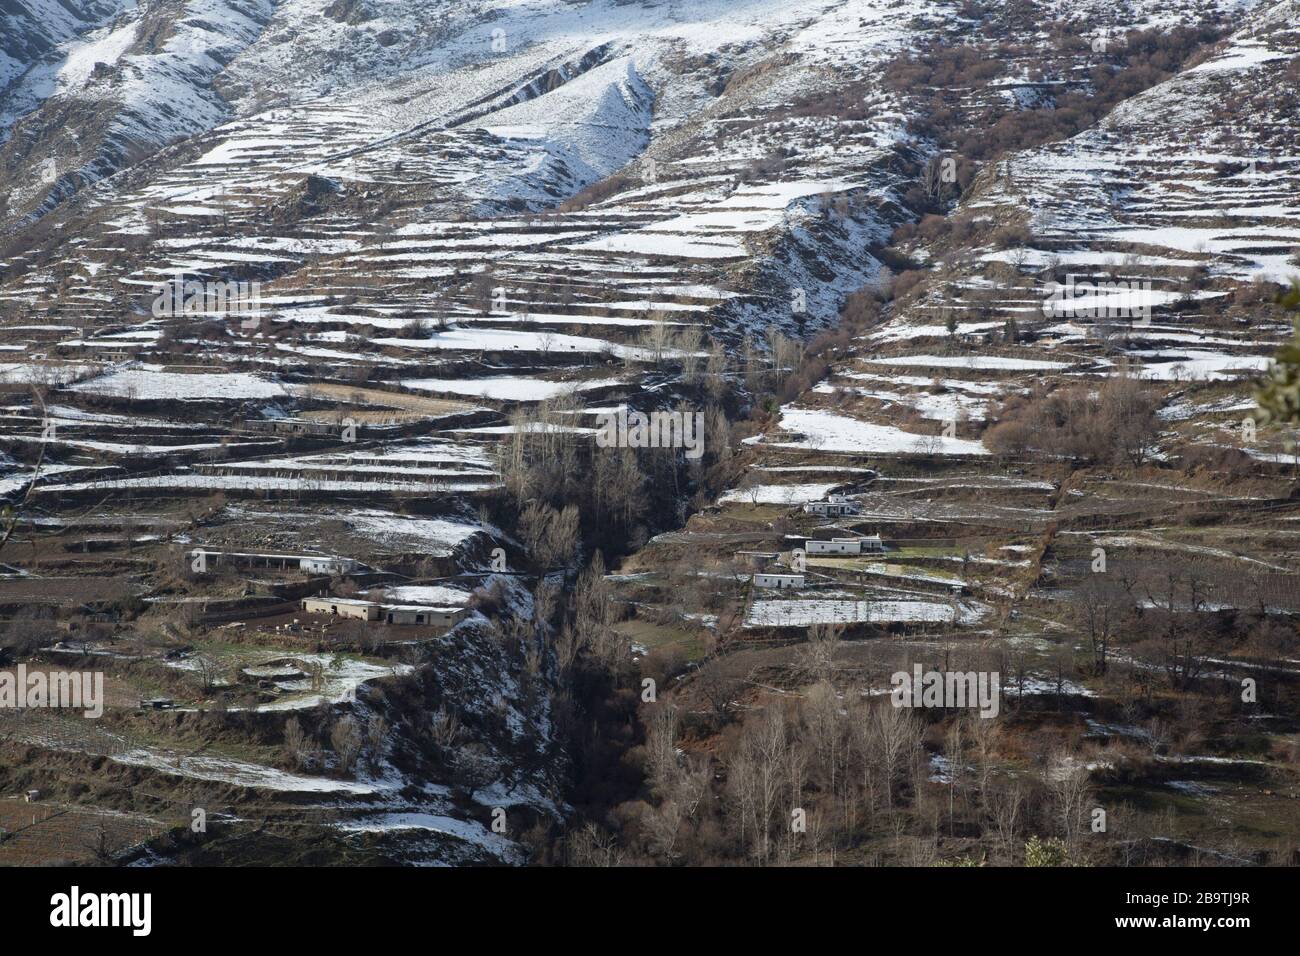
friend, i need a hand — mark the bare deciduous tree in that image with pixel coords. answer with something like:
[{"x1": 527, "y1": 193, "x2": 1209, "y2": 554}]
[
  {"x1": 284, "y1": 717, "x2": 308, "y2": 770},
  {"x1": 330, "y1": 716, "x2": 363, "y2": 776}
]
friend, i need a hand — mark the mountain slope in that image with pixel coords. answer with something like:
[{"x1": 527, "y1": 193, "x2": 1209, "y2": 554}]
[{"x1": 0, "y1": 0, "x2": 1296, "y2": 868}]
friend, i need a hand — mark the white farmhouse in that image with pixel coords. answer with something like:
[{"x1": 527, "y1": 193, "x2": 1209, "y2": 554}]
[
  {"x1": 753, "y1": 572, "x2": 805, "y2": 589},
  {"x1": 189, "y1": 550, "x2": 360, "y2": 575},
  {"x1": 802, "y1": 493, "x2": 860, "y2": 516},
  {"x1": 299, "y1": 555, "x2": 361, "y2": 575},
  {"x1": 804, "y1": 536, "x2": 884, "y2": 556}
]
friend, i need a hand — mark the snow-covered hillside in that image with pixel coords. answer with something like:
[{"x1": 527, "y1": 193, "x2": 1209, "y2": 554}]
[
  {"x1": 0, "y1": 0, "x2": 131, "y2": 95},
  {"x1": 1, "y1": 0, "x2": 1298, "y2": 869}
]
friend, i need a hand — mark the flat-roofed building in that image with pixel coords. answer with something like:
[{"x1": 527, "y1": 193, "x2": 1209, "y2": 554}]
[
  {"x1": 299, "y1": 596, "x2": 467, "y2": 629},
  {"x1": 382, "y1": 605, "x2": 467, "y2": 627},
  {"x1": 802, "y1": 495, "x2": 860, "y2": 516},
  {"x1": 300, "y1": 596, "x2": 381, "y2": 621},
  {"x1": 191, "y1": 549, "x2": 360, "y2": 575},
  {"x1": 753, "y1": 572, "x2": 805, "y2": 589},
  {"x1": 805, "y1": 538, "x2": 865, "y2": 555}
]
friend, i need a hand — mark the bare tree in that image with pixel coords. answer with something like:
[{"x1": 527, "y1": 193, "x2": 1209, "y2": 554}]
[
  {"x1": 284, "y1": 717, "x2": 308, "y2": 770},
  {"x1": 429, "y1": 706, "x2": 462, "y2": 751},
  {"x1": 194, "y1": 653, "x2": 222, "y2": 694},
  {"x1": 988, "y1": 780, "x2": 1025, "y2": 859},
  {"x1": 868, "y1": 702, "x2": 921, "y2": 809},
  {"x1": 566, "y1": 823, "x2": 625, "y2": 867},
  {"x1": 794, "y1": 622, "x2": 841, "y2": 684},
  {"x1": 1077, "y1": 573, "x2": 1133, "y2": 675},
  {"x1": 742, "y1": 706, "x2": 790, "y2": 862},
  {"x1": 330, "y1": 716, "x2": 363, "y2": 776},
  {"x1": 1046, "y1": 754, "x2": 1092, "y2": 849},
  {"x1": 644, "y1": 703, "x2": 680, "y2": 798},
  {"x1": 366, "y1": 715, "x2": 388, "y2": 772}
]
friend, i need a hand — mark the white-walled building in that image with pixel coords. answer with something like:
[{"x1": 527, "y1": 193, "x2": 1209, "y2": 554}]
[
  {"x1": 190, "y1": 550, "x2": 360, "y2": 575},
  {"x1": 753, "y1": 572, "x2": 805, "y2": 589},
  {"x1": 299, "y1": 555, "x2": 361, "y2": 574},
  {"x1": 802, "y1": 494, "x2": 860, "y2": 516},
  {"x1": 805, "y1": 536, "x2": 884, "y2": 556},
  {"x1": 301, "y1": 596, "x2": 381, "y2": 621},
  {"x1": 300, "y1": 596, "x2": 466, "y2": 628}
]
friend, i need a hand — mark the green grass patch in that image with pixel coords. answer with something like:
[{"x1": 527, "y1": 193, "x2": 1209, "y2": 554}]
[{"x1": 616, "y1": 618, "x2": 707, "y2": 662}]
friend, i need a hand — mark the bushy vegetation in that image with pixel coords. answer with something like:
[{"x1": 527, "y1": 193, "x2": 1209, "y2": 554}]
[
  {"x1": 883, "y1": 22, "x2": 1226, "y2": 222},
  {"x1": 985, "y1": 374, "x2": 1159, "y2": 466},
  {"x1": 1255, "y1": 283, "x2": 1300, "y2": 426}
]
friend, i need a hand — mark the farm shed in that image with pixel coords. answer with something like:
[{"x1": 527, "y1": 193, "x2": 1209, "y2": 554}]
[
  {"x1": 299, "y1": 597, "x2": 466, "y2": 628},
  {"x1": 806, "y1": 538, "x2": 865, "y2": 555},
  {"x1": 190, "y1": 549, "x2": 360, "y2": 575},
  {"x1": 753, "y1": 573, "x2": 805, "y2": 589},
  {"x1": 382, "y1": 605, "x2": 466, "y2": 627},
  {"x1": 804, "y1": 536, "x2": 884, "y2": 555},
  {"x1": 300, "y1": 597, "x2": 381, "y2": 621},
  {"x1": 801, "y1": 494, "x2": 861, "y2": 516}
]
